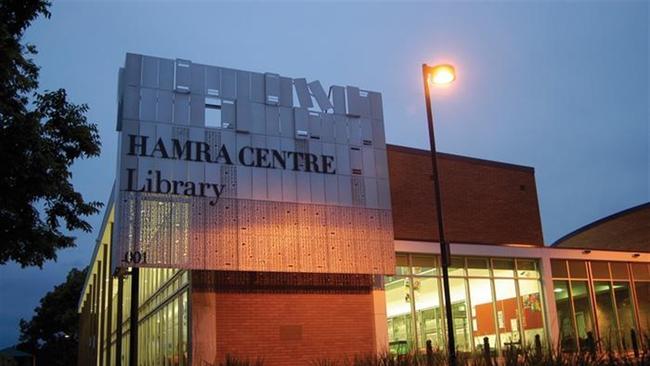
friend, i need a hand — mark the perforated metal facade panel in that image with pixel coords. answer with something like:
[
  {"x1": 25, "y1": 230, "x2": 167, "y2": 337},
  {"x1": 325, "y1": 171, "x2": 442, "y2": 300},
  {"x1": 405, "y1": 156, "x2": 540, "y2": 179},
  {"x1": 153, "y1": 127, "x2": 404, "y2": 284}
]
[{"x1": 113, "y1": 53, "x2": 394, "y2": 274}]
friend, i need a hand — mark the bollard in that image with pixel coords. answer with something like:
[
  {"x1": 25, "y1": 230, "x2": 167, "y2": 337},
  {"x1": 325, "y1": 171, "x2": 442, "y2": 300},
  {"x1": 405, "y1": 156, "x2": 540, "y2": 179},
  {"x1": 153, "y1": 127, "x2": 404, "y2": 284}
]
[
  {"x1": 534, "y1": 334, "x2": 542, "y2": 356},
  {"x1": 426, "y1": 339, "x2": 434, "y2": 366},
  {"x1": 586, "y1": 331, "x2": 596, "y2": 357},
  {"x1": 631, "y1": 329, "x2": 640, "y2": 358},
  {"x1": 483, "y1": 337, "x2": 492, "y2": 366}
]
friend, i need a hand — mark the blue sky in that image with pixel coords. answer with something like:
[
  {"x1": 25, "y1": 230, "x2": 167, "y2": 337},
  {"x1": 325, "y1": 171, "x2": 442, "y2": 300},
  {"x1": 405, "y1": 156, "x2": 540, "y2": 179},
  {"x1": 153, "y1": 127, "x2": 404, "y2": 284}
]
[{"x1": 0, "y1": 0, "x2": 647, "y2": 347}]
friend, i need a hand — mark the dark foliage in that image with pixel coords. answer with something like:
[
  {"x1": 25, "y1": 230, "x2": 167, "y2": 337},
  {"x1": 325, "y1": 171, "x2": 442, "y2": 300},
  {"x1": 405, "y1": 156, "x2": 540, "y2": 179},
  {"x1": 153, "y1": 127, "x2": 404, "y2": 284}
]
[
  {"x1": 0, "y1": 0, "x2": 102, "y2": 267},
  {"x1": 18, "y1": 267, "x2": 87, "y2": 366}
]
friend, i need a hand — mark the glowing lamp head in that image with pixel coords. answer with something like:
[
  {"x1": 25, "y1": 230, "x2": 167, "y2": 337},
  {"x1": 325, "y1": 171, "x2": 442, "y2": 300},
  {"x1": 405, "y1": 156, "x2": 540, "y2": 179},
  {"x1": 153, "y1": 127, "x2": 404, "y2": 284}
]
[{"x1": 427, "y1": 64, "x2": 456, "y2": 85}]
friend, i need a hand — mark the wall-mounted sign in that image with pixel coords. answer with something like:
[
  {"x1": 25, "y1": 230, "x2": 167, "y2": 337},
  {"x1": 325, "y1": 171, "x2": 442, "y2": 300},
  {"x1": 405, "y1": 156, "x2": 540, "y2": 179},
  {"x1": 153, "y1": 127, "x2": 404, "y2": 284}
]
[{"x1": 113, "y1": 53, "x2": 394, "y2": 275}]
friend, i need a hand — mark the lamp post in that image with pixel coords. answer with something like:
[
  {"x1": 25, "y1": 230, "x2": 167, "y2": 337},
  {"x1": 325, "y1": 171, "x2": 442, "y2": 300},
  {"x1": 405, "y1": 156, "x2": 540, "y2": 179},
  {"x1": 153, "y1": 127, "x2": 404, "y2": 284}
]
[{"x1": 421, "y1": 63, "x2": 457, "y2": 366}]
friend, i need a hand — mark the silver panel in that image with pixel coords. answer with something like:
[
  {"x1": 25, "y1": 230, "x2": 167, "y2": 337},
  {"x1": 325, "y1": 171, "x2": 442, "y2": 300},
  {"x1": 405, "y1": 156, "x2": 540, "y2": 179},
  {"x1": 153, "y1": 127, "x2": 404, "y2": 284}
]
[
  {"x1": 265, "y1": 106, "x2": 280, "y2": 136},
  {"x1": 364, "y1": 177, "x2": 378, "y2": 209},
  {"x1": 236, "y1": 100, "x2": 252, "y2": 133},
  {"x1": 372, "y1": 118, "x2": 386, "y2": 149},
  {"x1": 221, "y1": 100, "x2": 236, "y2": 128},
  {"x1": 140, "y1": 88, "x2": 157, "y2": 121},
  {"x1": 189, "y1": 160, "x2": 205, "y2": 183},
  {"x1": 351, "y1": 175, "x2": 365, "y2": 206},
  {"x1": 190, "y1": 94, "x2": 205, "y2": 127},
  {"x1": 308, "y1": 80, "x2": 333, "y2": 111},
  {"x1": 359, "y1": 92, "x2": 371, "y2": 117},
  {"x1": 337, "y1": 175, "x2": 352, "y2": 205},
  {"x1": 221, "y1": 68, "x2": 237, "y2": 99},
  {"x1": 308, "y1": 140, "x2": 322, "y2": 158},
  {"x1": 360, "y1": 118, "x2": 373, "y2": 146},
  {"x1": 321, "y1": 114, "x2": 335, "y2": 143},
  {"x1": 331, "y1": 85, "x2": 346, "y2": 114},
  {"x1": 293, "y1": 78, "x2": 313, "y2": 108},
  {"x1": 251, "y1": 167, "x2": 267, "y2": 200},
  {"x1": 124, "y1": 53, "x2": 142, "y2": 87},
  {"x1": 334, "y1": 115, "x2": 348, "y2": 144},
  {"x1": 281, "y1": 171, "x2": 297, "y2": 202},
  {"x1": 175, "y1": 59, "x2": 191, "y2": 93},
  {"x1": 374, "y1": 148, "x2": 387, "y2": 177},
  {"x1": 266, "y1": 135, "x2": 280, "y2": 151},
  {"x1": 157, "y1": 90, "x2": 173, "y2": 123},
  {"x1": 236, "y1": 166, "x2": 252, "y2": 199},
  {"x1": 173, "y1": 93, "x2": 190, "y2": 125},
  {"x1": 267, "y1": 170, "x2": 282, "y2": 201},
  {"x1": 324, "y1": 175, "x2": 338, "y2": 204},
  {"x1": 335, "y1": 144, "x2": 351, "y2": 175},
  {"x1": 122, "y1": 86, "x2": 140, "y2": 120},
  {"x1": 308, "y1": 112, "x2": 321, "y2": 139},
  {"x1": 279, "y1": 107, "x2": 294, "y2": 137},
  {"x1": 279, "y1": 77, "x2": 293, "y2": 107},
  {"x1": 142, "y1": 56, "x2": 158, "y2": 88},
  {"x1": 369, "y1": 91, "x2": 384, "y2": 120},
  {"x1": 377, "y1": 178, "x2": 391, "y2": 209},
  {"x1": 158, "y1": 58, "x2": 174, "y2": 90},
  {"x1": 362, "y1": 146, "x2": 376, "y2": 177},
  {"x1": 310, "y1": 173, "x2": 325, "y2": 204},
  {"x1": 349, "y1": 147, "x2": 363, "y2": 174},
  {"x1": 264, "y1": 73, "x2": 280, "y2": 105},
  {"x1": 250, "y1": 102, "x2": 266, "y2": 135},
  {"x1": 296, "y1": 172, "x2": 311, "y2": 203},
  {"x1": 293, "y1": 108, "x2": 309, "y2": 139},
  {"x1": 345, "y1": 86, "x2": 361, "y2": 117},
  {"x1": 205, "y1": 66, "x2": 221, "y2": 96},
  {"x1": 322, "y1": 142, "x2": 336, "y2": 160},
  {"x1": 237, "y1": 70, "x2": 250, "y2": 100},
  {"x1": 348, "y1": 118, "x2": 362, "y2": 146},
  {"x1": 250, "y1": 72, "x2": 265, "y2": 103},
  {"x1": 220, "y1": 129, "x2": 236, "y2": 158},
  {"x1": 190, "y1": 64, "x2": 205, "y2": 95}
]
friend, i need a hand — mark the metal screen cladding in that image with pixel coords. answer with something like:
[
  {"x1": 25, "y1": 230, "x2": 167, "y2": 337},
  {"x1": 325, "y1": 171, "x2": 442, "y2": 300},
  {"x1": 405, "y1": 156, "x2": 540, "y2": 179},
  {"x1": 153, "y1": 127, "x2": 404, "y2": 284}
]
[{"x1": 113, "y1": 53, "x2": 394, "y2": 274}]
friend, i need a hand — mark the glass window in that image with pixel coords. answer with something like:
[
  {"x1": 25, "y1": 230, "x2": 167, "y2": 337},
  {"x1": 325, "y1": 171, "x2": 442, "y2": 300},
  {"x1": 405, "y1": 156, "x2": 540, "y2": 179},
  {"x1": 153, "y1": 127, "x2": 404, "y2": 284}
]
[
  {"x1": 469, "y1": 279, "x2": 497, "y2": 353},
  {"x1": 553, "y1": 280, "x2": 576, "y2": 352},
  {"x1": 568, "y1": 260, "x2": 588, "y2": 279},
  {"x1": 494, "y1": 279, "x2": 521, "y2": 349},
  {"x1": 385, "y1": 276, "x2": 416, "y2": 352},
  {"x1": 591, "y1": 262, "x2": 610, "y2": 279},
  {"x1": 613, "y1": 282, "x2": 636, "y2": 351},
  {"x1": 467, "y1": 258, "x2": 490, "y2": 277},
  {"x1": 392, "y1": 254, "x2": 411, "y2": 277},
  {"x1": 634, "y1": 282, "x2": 650, "y2": 333},
  {"x1": 448, "y1": 257, "x2": 465, "y2": 277},
  {"x1": 610, "y1": 263, "x2": 629, "y2": 280},
  {"x1": 411, "y1": 255, "x2": 436, "y2": 276},
  {"x1": 570, "y1": 281, "x2": 595, "y2": 351},
  {"x1": 518, "y1": 279, "x2": 545, "y2": 348},
  {"x1": 631, "y1": 263, "x2": 650, "y2": 280},
  {"x1": 413, "y1": 277, "x2": 444, "y2": 350},
  {"x1": 493, "y1": 259, "x2": 515, "y2": 277},
  {"x1": 449, "y1": 278, "x2": 471, "y2": 351},
  {"x1": 551, "y1": 260, "x2": 568, "y2": 278},
  {"x1": 593, "y1": 281, "x2": 619, "y2": 350},
  {"x1": 516, "y1": 259, "x2": 540, "y2": 278}
]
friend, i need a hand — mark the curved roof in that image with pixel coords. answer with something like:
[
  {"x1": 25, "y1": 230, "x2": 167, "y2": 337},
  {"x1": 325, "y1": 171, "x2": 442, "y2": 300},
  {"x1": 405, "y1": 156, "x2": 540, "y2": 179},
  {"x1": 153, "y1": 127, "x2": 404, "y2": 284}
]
[{"x1": 552, "y1": 202, "x2": 650, "y2": 252}]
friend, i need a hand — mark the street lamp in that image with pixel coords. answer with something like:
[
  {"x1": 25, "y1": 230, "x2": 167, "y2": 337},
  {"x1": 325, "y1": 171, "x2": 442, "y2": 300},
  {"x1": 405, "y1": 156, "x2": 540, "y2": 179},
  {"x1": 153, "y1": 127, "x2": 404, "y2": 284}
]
[{"x1": 421, "y1": 63, "x2": 457, "y2": 366}]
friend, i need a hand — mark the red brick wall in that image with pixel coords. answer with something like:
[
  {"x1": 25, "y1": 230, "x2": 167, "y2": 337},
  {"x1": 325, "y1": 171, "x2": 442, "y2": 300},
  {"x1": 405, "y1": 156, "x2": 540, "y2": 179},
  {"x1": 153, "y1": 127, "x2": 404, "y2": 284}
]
[
  {"x1": 191, "y1": 272, "x2": 379, "y2": 366},
  {"x1": 388, "y1": 145, "x2": 544, "y2": 245}
]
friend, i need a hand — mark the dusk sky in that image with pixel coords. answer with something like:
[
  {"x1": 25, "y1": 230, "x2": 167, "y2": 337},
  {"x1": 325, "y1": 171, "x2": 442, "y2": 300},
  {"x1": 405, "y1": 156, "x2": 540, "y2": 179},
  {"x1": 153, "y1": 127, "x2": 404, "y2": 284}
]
[{"x1": 0, "y1": 0, "x2": 647, "y2": 347}]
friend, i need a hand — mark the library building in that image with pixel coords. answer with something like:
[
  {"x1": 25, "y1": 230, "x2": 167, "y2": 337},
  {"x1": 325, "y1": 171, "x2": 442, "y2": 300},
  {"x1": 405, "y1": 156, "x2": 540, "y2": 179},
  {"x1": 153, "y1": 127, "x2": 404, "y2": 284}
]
[{"x1": 77, "y1": 54, "x2": 650, "y2": 366}]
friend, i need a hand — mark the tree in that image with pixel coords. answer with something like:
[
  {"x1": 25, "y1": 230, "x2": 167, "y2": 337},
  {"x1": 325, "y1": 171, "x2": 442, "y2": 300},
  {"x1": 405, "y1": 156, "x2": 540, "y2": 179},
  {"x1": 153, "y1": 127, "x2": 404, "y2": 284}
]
[
  {"x1": 18, "y1": 267, "x2": 88, "y2": 366},
  {"x1": 0, "y1": 0, "x2": 102, "y2": 267}
]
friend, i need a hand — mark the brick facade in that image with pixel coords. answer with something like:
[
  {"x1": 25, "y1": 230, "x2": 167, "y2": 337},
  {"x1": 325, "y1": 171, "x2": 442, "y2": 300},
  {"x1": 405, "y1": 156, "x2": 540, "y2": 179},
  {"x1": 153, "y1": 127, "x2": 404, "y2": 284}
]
[
  {"x1": 191, "y1": 271, "x2": 381, "y2": 366},
  {"x1": 387, "y1": 145, "x2": 544, "y2": 245}
]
